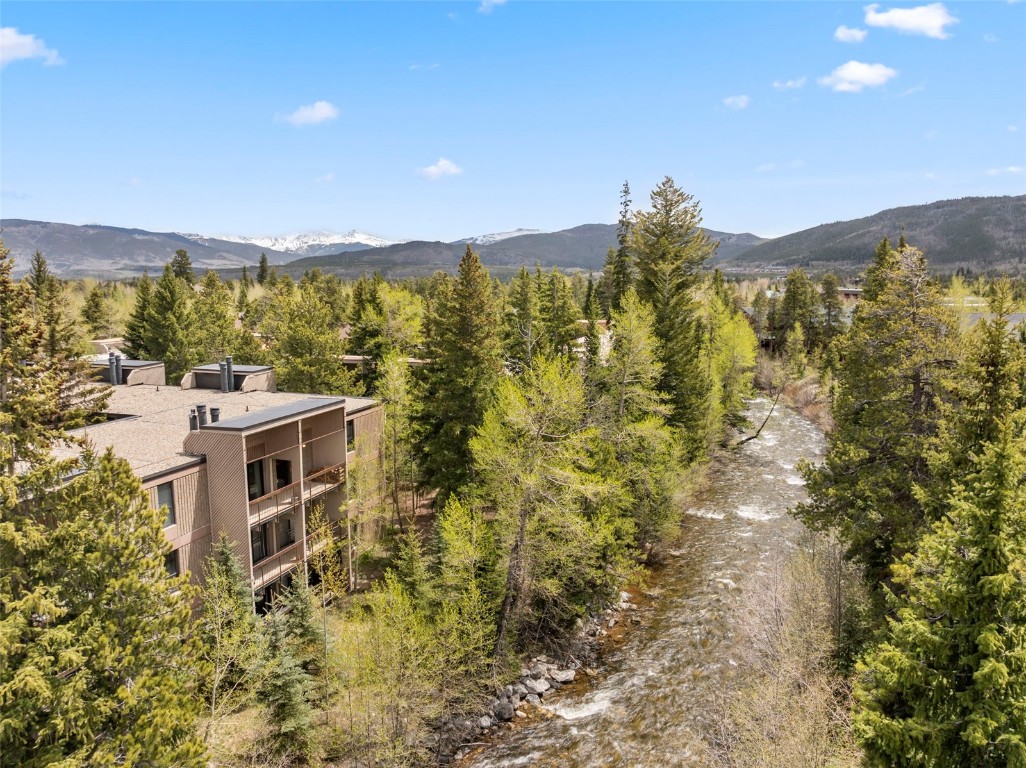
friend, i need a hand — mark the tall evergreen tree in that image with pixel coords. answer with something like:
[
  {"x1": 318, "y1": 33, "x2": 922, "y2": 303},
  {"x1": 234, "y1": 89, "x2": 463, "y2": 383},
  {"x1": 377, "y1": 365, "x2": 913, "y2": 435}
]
[
  {"x1": 540, "y1": 268, "x2": 582, "y2": 358},
  {"x1": 777, "y1": 268, "x2": 819, "y2": 353},
  {"x1": 603, "y1": 180, "x2": 635, "y2": 315},
  {"x1": 631, "y1": 176, "x2": 716, "y2": 459},
  {"x1": 417, "y1": 245, "x2": 503, "y2": 499},
  {"x1": 854, "y1": 290, "x2": 1026, "y2": 764},
  {"x1": 796, "y1": 242, "x2": 960, "y2": 587},
  {"x1": 123, "y1": 272, "x2": 154, "y2": 359},
  {"x1": 375, "y1": 350, "x2": 418, "y2": 527},
  {"x1": 504, "y1": 266, "x2": 546, "y2": 372},
  {"x1": 819, "y1": 272, "x2": 844, "y2": 344},
  {"x1": 257, "y1": 612, "x2": 314, "y2": 762},
  {"x1": 80, "y1": 282, "x2": 118, "y2": 338},
  {"x1": 257, "y1": 252, "x2": 270, "y2": 285},
  {"x1": 170, "y1": 248, "x2": 196, "y2": 285},
  {"x1": 25, "y1": 250, "x2": 52, "y2": 299},
  {"x1": 148, "y1": 264, "x2": 199, "y2": 383}
]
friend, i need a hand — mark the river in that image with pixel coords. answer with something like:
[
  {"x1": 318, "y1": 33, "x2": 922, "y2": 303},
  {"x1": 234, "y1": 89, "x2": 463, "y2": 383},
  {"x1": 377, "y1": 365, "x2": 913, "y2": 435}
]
[{"x1": 467, "y1": 398, "x2": 827, "y2": 767}]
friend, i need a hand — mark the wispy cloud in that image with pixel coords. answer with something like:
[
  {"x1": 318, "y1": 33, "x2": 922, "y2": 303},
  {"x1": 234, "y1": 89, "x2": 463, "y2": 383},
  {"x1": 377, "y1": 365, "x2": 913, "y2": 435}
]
[
  {"x1": 409, "y1": 63, "x2": 440, "y2": 71},
  {"x1": 772, "y1": 77, "x2": 806, "y2": 90},
  {"x1": 983, "y1": 33, "x2": 999, "y2": 43},
  {"x1": 835, "y1": 26, "x2": 868, "y2": 43},
  {"x1": 723, "y1": 94, "x2": 750, "y2": 109},
  {"x1": 277, "y1": 100, "x2": 339, "y2": 126},
  {"x1": 315, "y1": 173, "x2": 335, "y2": 183},
  {"x1": 478, "y1": 0, "x2": 507, "y2": 13},
  {"x1": 987, "y1": 166, "x2": 1025, "y2": 175},
  {"x1": 1010, "y1": 125, "x2": 1020, "y2": 132},
  {"x1": 864, "y1": 3, "x2": 958, "y2": 39},
  {"x1": 127, "y1": 177, "x2": 142, "y2": 186},
  {"x1": 756, "y1": 163, "x2": 778, "y2": 173},
  {"x1": 818, "y1": 60, "x2": 897, "y2": 92},
  {"x1": 418, "y1": 157, "x2": 462, "y2": 179},
  {"x1": 1, "y1": 27, "x2": 63, "y2": 67}
]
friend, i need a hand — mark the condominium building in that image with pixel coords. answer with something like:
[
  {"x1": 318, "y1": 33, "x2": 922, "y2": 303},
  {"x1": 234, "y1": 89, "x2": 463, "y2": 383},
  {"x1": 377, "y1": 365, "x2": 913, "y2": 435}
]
[{"x1": 71, "y1": 356, "x2": 383, "y2": 610}]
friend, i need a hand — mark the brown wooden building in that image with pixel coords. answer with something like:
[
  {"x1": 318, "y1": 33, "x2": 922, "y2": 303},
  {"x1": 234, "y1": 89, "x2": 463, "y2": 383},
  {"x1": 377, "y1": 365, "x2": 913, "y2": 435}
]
[{"x1": 67, "y1": 359, "x2": 383, "y2": 610}]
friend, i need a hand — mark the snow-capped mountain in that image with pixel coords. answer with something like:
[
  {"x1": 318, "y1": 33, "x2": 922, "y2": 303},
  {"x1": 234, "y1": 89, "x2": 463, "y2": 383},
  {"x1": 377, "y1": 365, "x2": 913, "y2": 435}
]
[
  {"x1": 190, "y1": 230, "x2": 402, "y2": 257},
  {"x1": 457, "y1": 228, "x2": 545, "y2": 245}
]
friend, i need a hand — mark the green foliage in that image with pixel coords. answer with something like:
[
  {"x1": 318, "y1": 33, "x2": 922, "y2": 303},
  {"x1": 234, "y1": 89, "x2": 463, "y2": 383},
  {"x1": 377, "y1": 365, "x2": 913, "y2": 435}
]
[
  {"x1": 819, "y1": 272, "x2": 844, "y2": 344},
  {"x1": 258, "y1": 612, "x2": 316, "y2": 763},
  {"x1": 540, "y1": 268, "x2": 583, "y2": 359},
  {"x1": 603, "y1": 180, "x2": 635, "y2": 316},
  {"x1": 262, "y1": 282, "x2": 355, "y2": 394},
  {"x1": 418, "y1": 245, "x2": 504, "y2": 499},
  {"x1": 855, "y1": 411, "x2": 1026, "y2": 763},
  {"x1": 122, "y1": 271, "x2": 153, "y2": 360},
  {"x1": 257, "y1": 252, "x2": 269, "y2": 285},
  {"x1": 170, "y1": 248, "x2": 196, "y2": 285},
  {"x1": 348, "y1": 275, "x2": 425, "y2": 364},
  {"x1": 776, "y1": 268, "x2": 819, "y2": 353},
  {"x1": 148, "y1": 264, "x2": 200, "y2": 384},
  {"x1": 796, "y1": 242, "x2": 960, "y2": 586},
  {"x1": 631, "y1": 176, "x2": 717, "y2": 459},
  {"x1": 704, "y1": 279, "x2": 759, "y2": 438},
  {"x1": 374, "y1": 350, "x2": 419, "y2": 526},
  {"x1": 80, "y1": 281, "x2": 119, "y2": 338},
  {"x1": 504, "y1": 266, "x2": 546, "y2": 371},
  {"x1": 193, "y1": 270, "x2": 260, "y2": 364},
  {"x1": 784, "y1": 321, "x2": 807, "y2": 380},
  {"x1": 0, "y1": 449, "x2": 206, "y2": 766}
]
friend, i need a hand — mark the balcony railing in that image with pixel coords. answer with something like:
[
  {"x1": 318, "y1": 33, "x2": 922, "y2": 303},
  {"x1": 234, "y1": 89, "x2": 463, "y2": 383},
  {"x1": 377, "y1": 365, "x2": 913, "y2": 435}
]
[
  {"x1": 252, "y1": 540, "x2": 303, "y2": 590},
  {"x1": 248, "y1": 461, "x2": 347, "y2": 525}
]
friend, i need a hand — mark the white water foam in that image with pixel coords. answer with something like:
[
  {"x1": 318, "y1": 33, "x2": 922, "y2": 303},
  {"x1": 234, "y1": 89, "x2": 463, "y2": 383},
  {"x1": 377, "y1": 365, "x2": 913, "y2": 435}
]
[
  {"x1": 686, "y1": 508, "x2": 726, "y2": 520},
  {"x1": 551, "y1": 689, "x2": 616, "y2": 721},
  {"x1": 736, "y1": 504, "x2": 776, "y2": 521},
  {"x1": 785, "y1": 475, "x2": 805, "y2": 486}
]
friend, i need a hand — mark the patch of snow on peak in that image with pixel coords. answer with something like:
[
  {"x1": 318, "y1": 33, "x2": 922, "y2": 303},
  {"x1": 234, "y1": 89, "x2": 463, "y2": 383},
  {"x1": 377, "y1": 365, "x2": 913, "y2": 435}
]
[
  {"x1": 458, "y1": 228, "x2": 545, "y2": 245},
  {"x1": 204, "y1": 230, "x2": 400, "y2": 252}
]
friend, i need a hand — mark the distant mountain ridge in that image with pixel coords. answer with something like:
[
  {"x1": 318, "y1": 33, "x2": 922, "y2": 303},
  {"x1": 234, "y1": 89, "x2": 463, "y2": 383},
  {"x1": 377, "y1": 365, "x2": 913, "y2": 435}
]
[
  {"x1": 200, "y1": 230, "x2": 401, "y2": 258},
  {"x1": 289, "y1": 224, "x2": 768, "y2": 277},
  {"x1": 724, "y1": 195, "x2": 1026, "y2": 271}
]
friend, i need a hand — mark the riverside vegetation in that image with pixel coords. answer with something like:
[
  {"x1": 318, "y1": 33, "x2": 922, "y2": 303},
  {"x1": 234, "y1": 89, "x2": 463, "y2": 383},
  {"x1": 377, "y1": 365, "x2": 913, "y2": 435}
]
[{"x1": 2, "y1": 180, "x2": 1025, "y2": 766}]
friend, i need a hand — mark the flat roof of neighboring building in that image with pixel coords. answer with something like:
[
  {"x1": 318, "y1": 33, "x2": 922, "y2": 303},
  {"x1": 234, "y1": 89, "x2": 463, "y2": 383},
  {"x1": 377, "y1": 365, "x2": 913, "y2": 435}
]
[
  {"x1": 191, "y1": 363, "x2": 273, "y2": 374},
  {"x1": 89, "y1": 359, "x2": 165, "y2": 370},
  {"x1": 55, "y1": 386, "x2": 379, "y2": 482},
  {"x1": 203, "y1": 397, "x2": 345, "y2": 432}
]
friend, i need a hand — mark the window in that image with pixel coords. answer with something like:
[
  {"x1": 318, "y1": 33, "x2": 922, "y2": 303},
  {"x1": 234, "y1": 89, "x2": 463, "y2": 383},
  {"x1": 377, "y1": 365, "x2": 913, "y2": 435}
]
[
  {"x1": 246, "y1": 459, "x2": 265, "y2": 501},
  {"x1": 346, "y1": 420, "x2": 355, "y2": 451},
  {"x1": 274, "y1": 459, "x2": 292, "y2": 490},
  {"x1": 279, "y1": 516, "x2": 295, "y2": 547},
  {"x1": 164, "y1": 549, "x2": 180, "y2": 578},
  {"x1": 251, "y1": 523, "x2": 268, "y2": 563},
  {"x1": 157, "y1": 482, "x2": 175, "y2": 527}
]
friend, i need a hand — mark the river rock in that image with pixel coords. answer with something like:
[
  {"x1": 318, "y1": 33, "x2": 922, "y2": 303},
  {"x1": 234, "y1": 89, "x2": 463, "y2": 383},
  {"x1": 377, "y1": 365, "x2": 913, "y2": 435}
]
[
  {"x1": 523, "y1": 676, "x2": 551, "y2": 695},
  {"x1": 479, "y1": 715, "x2": 493, "y2": 729},
  {"x1": 525, "y1": 693, "x2": 541, "y2": 705},
  {"x1": 513, "y1": 682, "x2": 529, "y2": 697},
  {"x1": 608, "y1": 616, "x2": 618, "y2": 628},
  {"x1": 493, "y1": 701, "x2": 515, "y2": 721},
  {"x1": 516, "y1": 709, "x2": 527, "y2": 718},
  {"x1": 550, "y1": 668, "x2": 576, "y2": 683}
]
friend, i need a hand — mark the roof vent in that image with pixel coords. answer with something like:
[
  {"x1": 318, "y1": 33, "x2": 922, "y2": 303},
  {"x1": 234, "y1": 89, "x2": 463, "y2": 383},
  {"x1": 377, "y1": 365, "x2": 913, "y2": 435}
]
[
  {"x1": 196, "y1": 404, "x2": 208, "y2": 427},
  {"x1": 189, "y1": 410, "x2": 198, "y2": 431},
  {"x1": 210, "y1": 406, "x2": 220, "y2": 423}
]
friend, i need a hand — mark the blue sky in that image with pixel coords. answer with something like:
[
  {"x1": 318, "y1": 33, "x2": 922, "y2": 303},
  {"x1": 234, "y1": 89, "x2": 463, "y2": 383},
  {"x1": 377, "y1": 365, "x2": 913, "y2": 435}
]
[{"x1": 2, "y1": 1, "x2": 1024, "y2": 241}]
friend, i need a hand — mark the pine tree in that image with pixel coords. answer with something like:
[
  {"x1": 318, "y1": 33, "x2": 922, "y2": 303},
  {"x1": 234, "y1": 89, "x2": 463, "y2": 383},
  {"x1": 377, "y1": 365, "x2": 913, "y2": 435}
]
[
  {"x1": 776, "y1": 268, "x2": 818, "y2": 354},
  {"x1": 194, "y1": 269, "x2": 258, "y2": 364},
  {"x1": 418, "y1": 245, "x2": 503, "y2": 499},
  {"x1": 750, "y1": 289, "x2": 769, "y2": 342},
  {"x1": 854, "y1": 297, "x2": 1026, "y2": 764},
  {"x1": 262, "y1": 282, "x2": 354, "y2": 394},
  {"x1": 80, "y1": 282, "x2": 117, "y2": 338},
  {"x1": 603, "y1": 180, "x2": 635, "y2": 315},
  {"x1": 199, "y1": 532, "x2": 262, "y2": 739},
  {"x1": 784, "y1": 321, "x2": 807, "y2": 379},
  {"x1": 504, "y1": 266, "x2": 546, "y2": 372},
  {"x1": 170, "y1": 248, "x2": 196, "y2": 285},
  {"x1": 819, "y1": 272, "x2": 844, "y2": 344},
  {"x1": 25, "y1": 250, "x2": 52, "y2": 299},
  {"x1": 540, "y1": 268, "x2": 582, "y2": 358},
  {"x1": 123, "y1": 272, "x2": 154, "y2": 359},
  {"x1": 583, "y1": 273, "x2": 602, "y2": 373},
  {"x1": 257, "y1": 252, "x2": 270, "y2": 285},
  {"x1": 281, "y1": 572, "x2": 321, "y2": 669},
  {"x1": 148, "y1": 264, "x2": 199, "y2": 383},
  {"x1": 796, "y1": 242, "x2": 960, "y2": 587},
  {"x1": 0, "y1": 449, "x2": 206, "y2": 766},
  {"x1": 258, "y1": 612, "x2": 315, "y2": 762},
  {"x1": 631, "y1": 176, "x2": 716, "y2": 459}
]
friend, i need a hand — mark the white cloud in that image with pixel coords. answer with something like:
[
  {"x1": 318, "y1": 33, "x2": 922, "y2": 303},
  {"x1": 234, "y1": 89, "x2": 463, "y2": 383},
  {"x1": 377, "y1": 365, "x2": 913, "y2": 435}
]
[
  {"x1": 1, "y1": 27, "x2": 63, "y2": 67},
  {"x1": 864, "y1": 3, "x2": 958, "y2": 39},
  {"x1": 756, "y1": 163, "x2": 778, "y2": 173},
  {"x1": 772, "y1": 77, "x2": 806, "y2": 90},
  {"x1": 417, "y1": 157, "x2": 462, "y2": 179},
  {"x1": 315, "y1": 173, "x2": 335, "y2": 183},
  {"x1": 924, "y1": 172, "x2": 939, "y2": 179},
  {"x1": 1010, "y1": 125, "x2": 1020, "y2": 132},
  {"x1": 409, "y1": 63, "x2": 440, "y2": 71},
  {"x1": 127, "y1": 177, "x2": 142, "y2": 186},
  {"x1": 818, "y1": 60, "x2": 898, "y2": 92},
  {"x1": 278, "y1": 100, "x2": 339, "y2": 126},
  {"x1": 835, "y1": 25, "x2": 868, "y2": 42},
  {"x1": 723, "y1": 94, "x2": 750, "y2": 109},
  {"x1": 987, "y1": 166, "x2": 1025, "y2": 175},
  {"x1": 478, "y1": 0, "x2": 507, "y2": 13},
  {"x1": 983, "y1": 33, "x2": 998, "y2": 43}
]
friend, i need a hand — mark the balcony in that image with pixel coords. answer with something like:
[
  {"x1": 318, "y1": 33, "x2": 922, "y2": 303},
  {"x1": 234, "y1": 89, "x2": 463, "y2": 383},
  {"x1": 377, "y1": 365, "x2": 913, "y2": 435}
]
[
  {"x1": 252, "y1": 540, "x2": 303, "y2": 591},
  {"x1": 248, "y1": 461, "x2": 347, "y2": 525}
]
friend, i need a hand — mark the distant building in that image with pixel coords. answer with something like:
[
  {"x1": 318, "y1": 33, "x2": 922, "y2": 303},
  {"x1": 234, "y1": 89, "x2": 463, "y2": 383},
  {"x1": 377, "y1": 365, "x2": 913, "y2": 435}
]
[
  {"x1": 66, "y1": 356, "x2": 382, "y2": 611},
  {"x1": 838, "y1": 287, "x2": 863, "y2": 301}
]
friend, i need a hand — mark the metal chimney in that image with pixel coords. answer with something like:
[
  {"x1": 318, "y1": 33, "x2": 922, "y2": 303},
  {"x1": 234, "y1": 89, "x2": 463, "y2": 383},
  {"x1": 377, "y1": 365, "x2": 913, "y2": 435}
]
[
  {"x1": 196, "y1": 404, "x2": 208, "y2": 427},
  {"x1": 210, "y1": 406, "x2": 221, "y2": 423},
  {"x1": 225, "y1": 356, "x2": 235, "y2": 392},
  {"x1": 107, "y1": 351, "x2": 117, "y2": 385},
  {"x1": 114, "y1": 355, "x2": 124, "y2": 385},
  {"x1": 219, "y1": 361, "x2": 229, "y2": 393},
  {"x1": 189, "y1": 410, "x2": 199, "y2": 431}
]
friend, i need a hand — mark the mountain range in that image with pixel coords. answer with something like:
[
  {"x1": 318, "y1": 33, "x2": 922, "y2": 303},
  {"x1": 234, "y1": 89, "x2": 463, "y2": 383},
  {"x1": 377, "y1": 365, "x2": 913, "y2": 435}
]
[{"x1": 2, "y1": 194, "x2": 1023, "y2": 278}]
